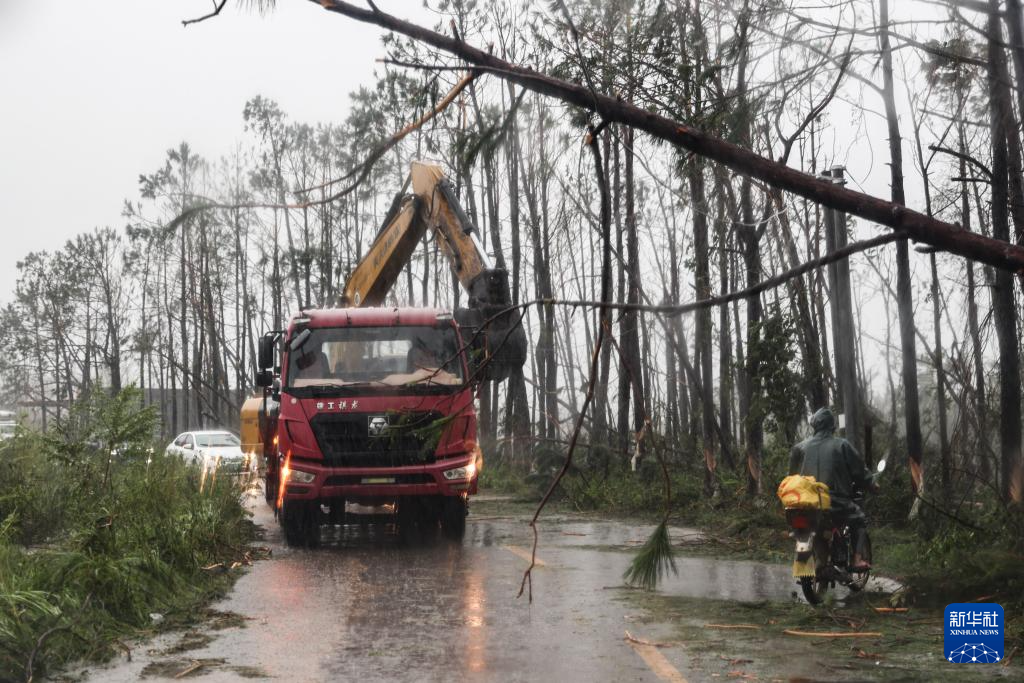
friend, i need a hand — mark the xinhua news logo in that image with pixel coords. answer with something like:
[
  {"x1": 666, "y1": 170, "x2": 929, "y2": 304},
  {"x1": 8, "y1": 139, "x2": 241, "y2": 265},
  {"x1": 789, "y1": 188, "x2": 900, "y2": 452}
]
[{"x1": 944, "y1": 603, "x2": 1003, "y2": 664}]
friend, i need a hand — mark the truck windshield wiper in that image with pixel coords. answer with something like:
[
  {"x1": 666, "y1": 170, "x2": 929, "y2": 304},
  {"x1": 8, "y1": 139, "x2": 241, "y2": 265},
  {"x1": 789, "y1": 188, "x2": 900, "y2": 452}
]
[
  {"x1": 296, "y1": 384, "x2": 348, "y2": 396},
  {"x1": 296, "y1": 382, "x2": 384, "y2": 396}
]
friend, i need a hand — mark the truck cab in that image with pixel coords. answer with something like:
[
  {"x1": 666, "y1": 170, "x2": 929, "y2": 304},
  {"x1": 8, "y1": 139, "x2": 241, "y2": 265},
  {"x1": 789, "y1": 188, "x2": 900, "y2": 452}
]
[{"x1": 258, "y1": 307, "x2": 480, "y2": 546}]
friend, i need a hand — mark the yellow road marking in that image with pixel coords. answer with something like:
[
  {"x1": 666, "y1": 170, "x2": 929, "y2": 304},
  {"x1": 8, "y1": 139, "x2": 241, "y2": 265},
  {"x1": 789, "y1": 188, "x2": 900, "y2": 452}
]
[
  {"x1": 626, "y1": 634, "x2": 688, "y2": 683},
  {"x1": 501, "y1": 545, "x2": 546, "y2": 567}
]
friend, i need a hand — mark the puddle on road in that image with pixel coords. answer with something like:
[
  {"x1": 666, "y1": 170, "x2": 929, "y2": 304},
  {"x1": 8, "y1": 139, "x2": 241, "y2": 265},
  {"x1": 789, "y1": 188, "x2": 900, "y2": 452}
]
[
  {"x1": 72, "y1": 498, "x2": 926, "y2": 682},
  {"x1": 524, "y1": 519, "x2": 796, "y2": 603},
  {"x1": 537, "y1": 519, "x2": 706, "y2": 548}
]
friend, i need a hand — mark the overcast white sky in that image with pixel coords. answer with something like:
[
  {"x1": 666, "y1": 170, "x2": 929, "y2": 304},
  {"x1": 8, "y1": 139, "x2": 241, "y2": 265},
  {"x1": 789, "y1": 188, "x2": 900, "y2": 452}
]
[{"x1": 0, "y1": 0, "x2": 432, "y2": 299}]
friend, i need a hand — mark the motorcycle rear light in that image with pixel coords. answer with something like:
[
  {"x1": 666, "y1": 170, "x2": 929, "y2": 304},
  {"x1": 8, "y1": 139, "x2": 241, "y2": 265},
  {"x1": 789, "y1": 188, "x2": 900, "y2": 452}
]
[{"x1": 789, "y1": 515, "x2": 811, "y2": 529}]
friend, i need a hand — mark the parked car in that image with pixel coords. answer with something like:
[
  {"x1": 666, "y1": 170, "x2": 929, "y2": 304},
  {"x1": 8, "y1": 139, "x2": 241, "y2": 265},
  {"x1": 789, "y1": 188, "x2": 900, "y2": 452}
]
[
  {"x1": 0, "y1": 423, "x2": 16, "y2": 441},
  {"x1": 0, "y1": 410, "x2": 18, "y2": 441},
  {"x1": 165, "y1": 430, "x2": 249, "y2": 473}
]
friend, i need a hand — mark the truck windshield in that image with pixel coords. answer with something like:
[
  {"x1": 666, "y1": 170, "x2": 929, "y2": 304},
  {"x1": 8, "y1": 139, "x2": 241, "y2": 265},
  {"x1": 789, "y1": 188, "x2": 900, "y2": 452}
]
[{"x1": 285, "y1": 325, "x2": 464, "y2": 395}]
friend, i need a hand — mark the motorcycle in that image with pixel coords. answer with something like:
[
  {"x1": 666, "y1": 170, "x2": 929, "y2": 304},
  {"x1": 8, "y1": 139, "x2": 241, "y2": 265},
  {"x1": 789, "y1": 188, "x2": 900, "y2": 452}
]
[{"x1": 786, "y1": 458, "x2": 886, "y2": 605}]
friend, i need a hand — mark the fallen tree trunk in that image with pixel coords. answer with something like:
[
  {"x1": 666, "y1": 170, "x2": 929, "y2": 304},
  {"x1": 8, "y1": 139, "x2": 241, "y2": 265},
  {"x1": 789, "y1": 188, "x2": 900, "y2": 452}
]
[{"x1": 314, "y1": 0, "x2": 1024, "y2": 272}]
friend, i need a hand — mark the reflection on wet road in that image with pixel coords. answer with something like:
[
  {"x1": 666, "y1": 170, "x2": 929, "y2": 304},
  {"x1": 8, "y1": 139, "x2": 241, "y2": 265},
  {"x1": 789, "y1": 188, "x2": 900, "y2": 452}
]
[{"x1": 80, "y1": 497, "x2": 809, "y2": 682}]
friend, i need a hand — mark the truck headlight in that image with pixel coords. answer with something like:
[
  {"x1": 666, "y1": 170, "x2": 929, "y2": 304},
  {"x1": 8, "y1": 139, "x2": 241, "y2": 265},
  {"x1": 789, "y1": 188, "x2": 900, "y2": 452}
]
[
  {"x1": 289, "y1": 469, "x2": 316, "y2": 484},
  {"x1": 442, "y1": 461, "x2": 477, "y2": 481}
]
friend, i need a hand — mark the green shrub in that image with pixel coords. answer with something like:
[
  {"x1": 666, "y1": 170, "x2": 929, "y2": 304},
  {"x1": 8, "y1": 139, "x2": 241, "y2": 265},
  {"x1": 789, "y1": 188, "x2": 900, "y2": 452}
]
[{"x1": 0, "y1": 388, "x2": 252, "y2": 681}]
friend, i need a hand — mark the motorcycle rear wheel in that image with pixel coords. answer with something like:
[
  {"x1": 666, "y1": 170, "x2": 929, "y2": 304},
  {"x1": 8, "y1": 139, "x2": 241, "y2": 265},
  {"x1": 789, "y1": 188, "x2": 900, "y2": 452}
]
[{"x1": 800, "y1": 541, "x2": 830, "y2": 605}]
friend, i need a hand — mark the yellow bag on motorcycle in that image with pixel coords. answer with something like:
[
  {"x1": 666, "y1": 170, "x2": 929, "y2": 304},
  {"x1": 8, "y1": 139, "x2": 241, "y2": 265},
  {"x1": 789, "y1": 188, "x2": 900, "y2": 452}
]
[{"x1": 777, "y1": 474, "x2": 831, "y2": 510}]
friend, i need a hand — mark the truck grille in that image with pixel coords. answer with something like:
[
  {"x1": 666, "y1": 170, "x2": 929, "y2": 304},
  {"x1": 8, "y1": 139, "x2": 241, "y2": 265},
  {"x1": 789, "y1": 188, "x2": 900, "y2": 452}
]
[
  {"x1": 309, "y1": 411, "x2": 444, "y2": 468},
  {"x1": 323, "y1": 473, "x2": 434, "y2": 486}
]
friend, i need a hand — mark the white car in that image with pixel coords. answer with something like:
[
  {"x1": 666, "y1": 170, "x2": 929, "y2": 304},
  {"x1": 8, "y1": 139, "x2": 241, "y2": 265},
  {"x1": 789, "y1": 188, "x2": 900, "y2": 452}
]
[
  {"x1": 0, "y1": 410, "x2": 17, "y2": 441},
  {"x1": 0, "y1": 422, "x2": 16, "y2": 441},
  {"x1": 165, "y1": 430, "x2": 249, "y2": 473}
]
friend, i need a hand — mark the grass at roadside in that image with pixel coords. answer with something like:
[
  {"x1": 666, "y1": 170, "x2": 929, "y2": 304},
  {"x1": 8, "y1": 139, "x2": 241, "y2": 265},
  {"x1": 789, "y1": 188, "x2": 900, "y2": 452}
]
[
  {"x1": 620, "y1": 589, "x2": 1019, "y2": 681},
  {"x1": 0, "y1": 389, "x2": 254, "y2": 682}
]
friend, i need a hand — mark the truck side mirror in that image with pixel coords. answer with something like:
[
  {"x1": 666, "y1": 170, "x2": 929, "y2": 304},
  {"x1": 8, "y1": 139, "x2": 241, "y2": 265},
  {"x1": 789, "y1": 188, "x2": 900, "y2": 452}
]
[
  {"x1": 255, "y1": 370, "x2": 274, "y2": 388},
  {"x1": 289, "y1": 328, "x2": 312, "y2": 352},
  {"x1": 258, "y1": 334, "x2": 276, "y2": 370}
]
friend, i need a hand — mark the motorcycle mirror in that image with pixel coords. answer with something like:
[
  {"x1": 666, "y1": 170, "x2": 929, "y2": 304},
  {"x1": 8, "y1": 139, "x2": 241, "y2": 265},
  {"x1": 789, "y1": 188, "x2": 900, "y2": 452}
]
[{"x1": 876, "y1": 458, "x2": 887, "y2": 474}]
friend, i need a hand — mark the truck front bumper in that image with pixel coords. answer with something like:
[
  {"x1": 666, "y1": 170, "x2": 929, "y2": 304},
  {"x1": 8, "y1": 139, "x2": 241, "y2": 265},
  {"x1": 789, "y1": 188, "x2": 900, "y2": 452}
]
[{"x1": 280, "y1": 454, "x2": 479, "y2": 501}]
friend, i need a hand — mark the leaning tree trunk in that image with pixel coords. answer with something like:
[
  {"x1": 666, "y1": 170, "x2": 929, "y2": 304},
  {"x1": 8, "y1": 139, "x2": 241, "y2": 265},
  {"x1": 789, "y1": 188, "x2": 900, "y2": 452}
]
[
  {"x1": 928, "y1": 253, "x2": 952, "y2": 501},
  {"x1": 959, "y1": 139, "x2": 992, "y2": 482},
  {"x1": 688, "y1": 154, "x2": 716, "y2": 495},
  {"x1": 623, "y1": 126, "x2": 646, "y2": 463},
  {"x1": 734, "y1": 5, "x2": 764, "y2": 496},
  {"x1": 880, "y1": 0, "x2": 924, "y2": 497},
  {"x1": 987, "y1": 2, "x2": 1024, "y2": 504},
  {"x1": 504, "y1": 82, "x2": 531, "y2": 467}
]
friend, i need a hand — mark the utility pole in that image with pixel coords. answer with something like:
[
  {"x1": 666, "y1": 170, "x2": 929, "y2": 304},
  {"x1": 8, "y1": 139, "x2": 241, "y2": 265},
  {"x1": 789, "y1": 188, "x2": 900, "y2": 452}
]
[{"x1": 823, "y1": 166, "x2": 863, "y2": 455}]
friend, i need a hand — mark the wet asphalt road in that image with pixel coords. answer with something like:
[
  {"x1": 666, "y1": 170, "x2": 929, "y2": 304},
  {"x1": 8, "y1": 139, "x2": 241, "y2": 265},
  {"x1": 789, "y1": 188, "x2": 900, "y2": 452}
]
[{"x1": 75, "y1": 495, "x2": 810, "y2": 682}]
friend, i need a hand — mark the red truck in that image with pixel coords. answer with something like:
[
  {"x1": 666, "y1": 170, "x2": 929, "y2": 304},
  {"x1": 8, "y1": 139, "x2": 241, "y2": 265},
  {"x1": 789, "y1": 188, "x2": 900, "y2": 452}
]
[{"x1": 243, "y1": 163, "x2": 525, "y2": 546}]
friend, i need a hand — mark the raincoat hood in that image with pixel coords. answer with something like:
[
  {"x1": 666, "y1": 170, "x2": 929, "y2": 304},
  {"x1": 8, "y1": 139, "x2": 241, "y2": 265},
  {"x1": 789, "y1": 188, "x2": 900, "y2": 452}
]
[{"x1": 810, "y1": 407, "x2": 836, "y2": 436}]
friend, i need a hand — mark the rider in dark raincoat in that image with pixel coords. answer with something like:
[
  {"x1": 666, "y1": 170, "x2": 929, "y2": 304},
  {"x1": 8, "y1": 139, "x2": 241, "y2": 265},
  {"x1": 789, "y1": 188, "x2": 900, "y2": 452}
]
[{"x1": 788, "y1": 407, "x2": 876, "y2": 570}]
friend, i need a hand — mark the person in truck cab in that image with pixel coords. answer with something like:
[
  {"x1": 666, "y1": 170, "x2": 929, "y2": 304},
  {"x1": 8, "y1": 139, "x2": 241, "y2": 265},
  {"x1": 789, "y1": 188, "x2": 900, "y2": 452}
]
[
  {"x1": 407, "y1": 343, "x2": 439, "y2": 371},
  {"x1": 405, "y1": 340, "x2": 458, "y2": 385},
  {"x1": 788, "y1": 407, "x2": 878, "y2": 570},
  {"x1": 294, "y1": 348, "x2": 331, "y2": 383}
]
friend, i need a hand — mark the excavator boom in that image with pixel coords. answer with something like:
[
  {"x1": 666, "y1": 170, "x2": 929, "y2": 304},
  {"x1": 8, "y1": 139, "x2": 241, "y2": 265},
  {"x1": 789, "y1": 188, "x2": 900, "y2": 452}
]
[
  {"x1": 342, "y1": 196, "x2": 424, "y2": 307},
  {"x1": 340, "y1": 161, "x2": 526, "y2": 382}
]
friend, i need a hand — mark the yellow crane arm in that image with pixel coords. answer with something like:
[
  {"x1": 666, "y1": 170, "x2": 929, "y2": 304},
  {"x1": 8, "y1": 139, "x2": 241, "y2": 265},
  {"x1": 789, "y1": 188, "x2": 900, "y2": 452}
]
[
  {"x1": 341, "y1": 196, "x2": 425, "y2": 307},
  {"x1": 339, "y1": 160, "x2": 526, "y2": 382},
  {"x1": 409, "y1": 161, "x2": 493, "y2": 295},
  {"x1": 341, "y1": 161, "x2": 493, "y2": 307}
]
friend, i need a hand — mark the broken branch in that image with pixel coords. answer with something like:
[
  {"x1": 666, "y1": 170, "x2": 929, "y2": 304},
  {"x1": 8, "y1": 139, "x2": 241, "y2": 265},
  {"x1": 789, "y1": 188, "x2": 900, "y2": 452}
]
[
  {"x1": 624, "y1": 631, "x2": 676, "y2": 648},
  {"x1": 182, "y1": 0, "x2": 228, "y2": 27},
  {"x1": 297, "y1": 70, "x2": 478, "y2": 195},
  {"x1": 517, "y1": 125, "x2": 612, "y2": 602}
]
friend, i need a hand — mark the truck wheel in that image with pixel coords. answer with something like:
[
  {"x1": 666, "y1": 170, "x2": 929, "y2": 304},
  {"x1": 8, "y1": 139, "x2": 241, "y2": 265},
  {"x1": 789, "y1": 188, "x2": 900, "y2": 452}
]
[
  {"x1": 397, "y1": 497, "x2": 432, "y2": 541},
  {"x1": 326, "y1": 497, "x2": 346, "y2": 526},
  {"x1": 396, "y1": 497, "x2": 417, "y2": 540},
  {"x1": 418, "y1": 497, "x2": 442, "y2": 535},
  {"x1": 281, "y1": 500, "x2": 320, "y2": 548},
  {"x1": 265, "y1": 474, "x2": 278, "y2": 506},
  {"x1": 440, "y1": 495, "x2": 467, "y2": 540}
]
